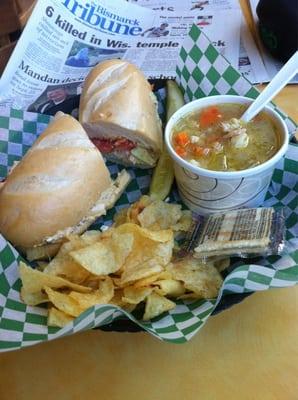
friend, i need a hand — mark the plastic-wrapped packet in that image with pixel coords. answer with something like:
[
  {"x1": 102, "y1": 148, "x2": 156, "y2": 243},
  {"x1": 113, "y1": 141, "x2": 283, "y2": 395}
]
[{"x1": 178, "y1": 208, "x2": 285, "y2": 259}]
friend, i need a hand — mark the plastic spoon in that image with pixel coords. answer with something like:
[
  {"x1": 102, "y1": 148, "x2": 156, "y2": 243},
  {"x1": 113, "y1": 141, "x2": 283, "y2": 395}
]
[{"x1": 241, "y1": 51, "x2": 298, "y2": 123}]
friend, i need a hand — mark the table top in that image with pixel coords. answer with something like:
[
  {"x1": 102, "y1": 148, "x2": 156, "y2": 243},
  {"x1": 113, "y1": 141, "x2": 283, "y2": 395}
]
[{"x1": 0, "y1": 1, "x2": 297, "y2": 399}]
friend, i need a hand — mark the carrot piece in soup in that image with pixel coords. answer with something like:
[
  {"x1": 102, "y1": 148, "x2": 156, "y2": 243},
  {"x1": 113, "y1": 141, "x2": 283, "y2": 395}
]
[
  {"x1": 199, "y1": 106, "x2": 222, "y2": 128},
  {"x1": 175, "y1": 145, "x2": 187, "y2": 157},
  {"x1": 174, "y1": 131, "x2": 190, "y2": 147}
]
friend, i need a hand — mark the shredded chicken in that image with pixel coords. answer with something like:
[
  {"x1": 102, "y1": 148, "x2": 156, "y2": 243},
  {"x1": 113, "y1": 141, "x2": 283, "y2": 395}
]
[
  {"x1": 202, "y1": 148, "x2": 211, "y2": 156},
  {"x1": 190, "y1": 135, "x2": 200, "y2": 144},
  {"x1": 231, "y1": 133, "x2": 249, "y2": 148},
  {"x1": 220, "y1": 118, "x2": 249, "y2": 148},
  {"x1": 223, "y1": 127, "x2": 247, "y2": 140},
  {"x1": 221, "y1": 118, "x2": 243, "y2": 132},
  {"x1": 213, "y1": 141, "x2": 223, "y2": 153}
]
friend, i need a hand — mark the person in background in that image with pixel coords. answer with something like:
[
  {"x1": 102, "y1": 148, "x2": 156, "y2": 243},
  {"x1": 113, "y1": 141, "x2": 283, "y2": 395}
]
[{"x1": 65, "y1": 47, "x2": 90, "y2": 67}]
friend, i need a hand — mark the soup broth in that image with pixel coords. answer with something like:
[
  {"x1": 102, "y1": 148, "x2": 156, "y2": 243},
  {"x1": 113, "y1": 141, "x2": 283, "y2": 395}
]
[{"x1": 172, "y1": 103, "x2": 280, "y2": 171}]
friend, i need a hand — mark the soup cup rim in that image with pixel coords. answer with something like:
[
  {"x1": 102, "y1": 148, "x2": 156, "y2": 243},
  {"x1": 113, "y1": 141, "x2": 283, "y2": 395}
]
[{"x1": 165, "y1": 95, "x2": 289, "y2": 179}]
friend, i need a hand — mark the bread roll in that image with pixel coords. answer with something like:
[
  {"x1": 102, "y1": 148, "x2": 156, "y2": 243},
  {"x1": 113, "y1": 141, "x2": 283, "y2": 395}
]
[
  {"x1": 79, "y1": 59, "x2": 162, "y2": 168},
  {"x1": 0, "y1": 113, "x2": 112, "y2": 249}
]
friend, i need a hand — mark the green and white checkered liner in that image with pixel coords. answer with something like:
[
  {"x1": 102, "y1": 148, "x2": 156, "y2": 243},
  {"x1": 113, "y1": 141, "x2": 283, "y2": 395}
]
[{"x1": 0, "y1": 27, "x2": 297, "y2": 351}]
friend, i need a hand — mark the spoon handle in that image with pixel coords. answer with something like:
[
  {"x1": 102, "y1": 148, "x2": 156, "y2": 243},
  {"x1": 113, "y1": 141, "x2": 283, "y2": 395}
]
[{"x1": 241, "y1": 51, "x2": 298, "y2": 123}]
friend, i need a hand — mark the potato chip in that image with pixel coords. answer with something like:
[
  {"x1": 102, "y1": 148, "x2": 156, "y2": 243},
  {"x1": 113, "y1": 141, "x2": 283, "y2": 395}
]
[
  {"x1": 48, "y1": 307, "x2": 74, "y2": 327},
  {"x1": 143, "y1": 293, "x2": 176, "y2": 321},
  {"x1": 20, "y1": 287, "x2": 49, "y2": 306},
  {"x1": 26, "y1": 243, "x2": 62, "y2": 261},
  {"x1": 137, "y1": 200, "x2": 182, "y2": 230},
  {"x1": 132, "y1": 271, "x2": 172, "y2": 288},
  {"x1": 153, "y1": 279, "x2": 185, "y2": 297},
  {"x1": 57, "y1": 235, "x2": 87, "y2": 256},
  {"x1": 167, "y1": 257, "x2": 223, "y2": 299},
  {"x1": 44, "y1": 256, "x2": 90, "y2": 284},
  {"x1": 19, "y1": 262, "x2": 91, "y2": 295},
  {"x1": 114, "y1": 196, "x2": 191, "y2": 235},
  {"x1": 116, "y1": 223, "x2": 174, "y2": 271},
  {"x1": 122, "y1": 286, "x2": 153, "y2": 304},
  {"x1": 44, "y1": 286, "x2": 84, "y2": 317},
  {"x1": 80, "y1": 230, "x2": 103, "y2": 245},
  {"x1": 117, "y1": 223, "x2": 173, "y2": 242},
  {"x1": 126, "y1": 196, "x2": 152, "y2": 224},
  {"x1": 113, "y1": 224, "x2": 174, "y2": 288},
  {"x1": 109, "y1": 290, "x2": 136, "y2": 312},
  {"x1": 82, "y1": 275, "x2": 106, "y2": 289},
  {"x1": 214, "y1": 258, "x2": 230, "y2": 272},
  {"x1": 70, "y1": 232, "x2": 134, "y2": 276},
  {"x1": 19, "y1": 194, "x2": 224, "y2": 323},
  {"x1": 172, "y1": 210, "x2": 192, "y2": 232},
  {"x1": 69, "y1": 277, "x2": 114, "y2": 307},
  {"x1": 36, "y1": 261, "x2": 48, "y2": 271},
  {"x1": 113, "y1": 207, "x2": 130, "y2": 226},
  {"x1": 178, "y1": 293, "x2": 200, "y2": 300},
  {"x1": 119, "y1": 259, "x2": 164, "y2": 287}
]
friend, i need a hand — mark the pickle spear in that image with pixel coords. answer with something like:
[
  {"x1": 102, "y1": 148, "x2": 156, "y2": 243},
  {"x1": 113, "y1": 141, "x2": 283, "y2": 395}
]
[
  {"x1": 149, "y1": 80, "x2": 185, "y2": 200},
  {"x1": 165, "y1": 80, "x2": 185, "y2": 122}
]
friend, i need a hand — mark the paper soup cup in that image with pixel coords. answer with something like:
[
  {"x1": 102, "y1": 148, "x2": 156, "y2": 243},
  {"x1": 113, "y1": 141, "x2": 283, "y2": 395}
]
[{"x1": 165, "y1": 95, "x2": 289, "y2": 215}]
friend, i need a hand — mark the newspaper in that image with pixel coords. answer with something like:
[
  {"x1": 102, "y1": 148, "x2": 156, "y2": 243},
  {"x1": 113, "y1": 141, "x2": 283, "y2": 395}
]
[
  {"x1": 0, "y1": 0, "x2": 158, "y2": 111},
  {"x1": 0, "y1": 0, "x2": 269, "y2": 112},
  {"x1": 131, "y1": 0, "x2": 269, "y2": 84},
  {"x1": 128, "y1": 0, "x2": 242, "y2": 68},
  {"x1": 127, "y1": 0, "x2": 240, "y2": 11},
  {"x1": 239, "y1": 16, "x2": 269, "y2": 84},
  {"x1": 194, "y1": 9, "x2": 241, "y2": 67},
  {"x1": 124, "y1": 7, "x2": 241, "y2": 79},
  {"x1": 249, "y1": 0, "x2": 298, "y2": 84},
  {"x1": 0, "y1": 0, "x2": 242, "y2": 111}
]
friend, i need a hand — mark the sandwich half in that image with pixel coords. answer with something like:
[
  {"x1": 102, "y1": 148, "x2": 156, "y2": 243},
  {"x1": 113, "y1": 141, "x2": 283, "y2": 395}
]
[
  {"x1": 0, "y1": 112, "x2": 130, "y2": 260},
  {"x1": 79, "y1": 59, "x2": 163, "y2": 168}
]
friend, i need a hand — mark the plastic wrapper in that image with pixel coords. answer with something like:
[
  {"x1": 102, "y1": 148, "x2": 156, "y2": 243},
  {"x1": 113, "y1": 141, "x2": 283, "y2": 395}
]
[{"x1": 179, "y1": 208, "x2": 285, "y2": 259}]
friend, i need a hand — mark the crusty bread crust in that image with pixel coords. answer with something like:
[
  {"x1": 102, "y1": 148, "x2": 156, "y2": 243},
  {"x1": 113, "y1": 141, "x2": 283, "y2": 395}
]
[
  {"x1": 79, "y1": 59, "x2": 162, "y2": 163},
  {"x1": 0, "y1": 113, "x2": 112, "y2": 248}
]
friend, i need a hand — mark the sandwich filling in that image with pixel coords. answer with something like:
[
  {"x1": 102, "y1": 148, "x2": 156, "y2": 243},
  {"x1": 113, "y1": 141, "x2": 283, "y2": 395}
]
[{"x1": 92, "y1": 137, "x2": 157, "y2": 167}]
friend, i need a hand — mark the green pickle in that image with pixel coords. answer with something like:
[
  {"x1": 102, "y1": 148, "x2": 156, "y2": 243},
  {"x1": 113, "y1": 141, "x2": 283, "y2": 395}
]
[{"x1": 149, "y1": 80, "x2": 185, "y2": 200}]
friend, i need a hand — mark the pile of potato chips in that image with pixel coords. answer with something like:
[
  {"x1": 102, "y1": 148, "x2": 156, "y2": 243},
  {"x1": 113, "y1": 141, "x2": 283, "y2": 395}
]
[{"x1": 20, "y1": 196, "x2": 225, "y2": 327}]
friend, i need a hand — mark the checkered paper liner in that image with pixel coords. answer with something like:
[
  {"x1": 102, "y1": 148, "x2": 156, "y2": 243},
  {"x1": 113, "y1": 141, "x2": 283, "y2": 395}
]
[{"x1": 0, "y1": 28, "x2": 298, "y2": 351}]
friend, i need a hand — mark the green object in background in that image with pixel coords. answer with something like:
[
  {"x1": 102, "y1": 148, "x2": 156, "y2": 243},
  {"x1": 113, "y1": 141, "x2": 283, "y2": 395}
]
[
  {"x1": 257, "y1": 0, "x2": 298, "y2": 63},
  {"x1": 149, "y1": 80, "x2": 185, "y2": 200}
]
